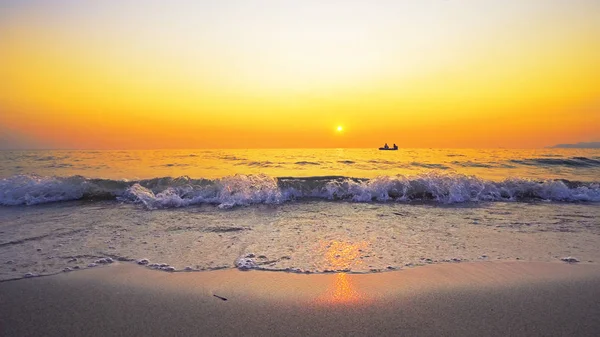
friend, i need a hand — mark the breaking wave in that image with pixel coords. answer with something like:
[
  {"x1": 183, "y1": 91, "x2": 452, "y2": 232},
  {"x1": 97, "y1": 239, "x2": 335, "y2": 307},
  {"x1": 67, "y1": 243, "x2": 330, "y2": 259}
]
[{"x1": 1, "y1": 173, "x2": 599, "y2": 208}]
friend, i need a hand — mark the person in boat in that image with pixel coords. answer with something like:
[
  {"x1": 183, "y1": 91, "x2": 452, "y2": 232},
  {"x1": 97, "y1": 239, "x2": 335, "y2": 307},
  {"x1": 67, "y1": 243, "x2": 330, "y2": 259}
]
[
  {"x1": 384, "y1": 143, "x2": 389, "y2": 149},
  {"x1": 393, "y1": 143, "x2": 398, "y2": 149}
]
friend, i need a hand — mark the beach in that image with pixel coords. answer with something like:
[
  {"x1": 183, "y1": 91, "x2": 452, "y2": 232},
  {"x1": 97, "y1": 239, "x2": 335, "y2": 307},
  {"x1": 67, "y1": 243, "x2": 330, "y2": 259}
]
[
  {"x1": 2, "y1": 261, "x2": 600, "y2": 336},
  {"x1": 1, "y1": 149, "x2": 599, "y2": 336}
]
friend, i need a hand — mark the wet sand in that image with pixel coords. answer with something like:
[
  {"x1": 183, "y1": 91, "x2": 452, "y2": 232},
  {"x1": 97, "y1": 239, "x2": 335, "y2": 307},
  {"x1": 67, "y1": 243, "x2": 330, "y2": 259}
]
[{"x1": 1, "y1": 262, "x2": 600, "y2": 336}]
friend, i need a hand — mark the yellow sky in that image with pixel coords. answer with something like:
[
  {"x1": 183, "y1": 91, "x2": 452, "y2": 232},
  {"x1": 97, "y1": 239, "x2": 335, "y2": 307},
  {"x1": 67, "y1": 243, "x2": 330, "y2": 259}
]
[{"x1": 1, "y1": 0, "x2": 599, "y2": 149}]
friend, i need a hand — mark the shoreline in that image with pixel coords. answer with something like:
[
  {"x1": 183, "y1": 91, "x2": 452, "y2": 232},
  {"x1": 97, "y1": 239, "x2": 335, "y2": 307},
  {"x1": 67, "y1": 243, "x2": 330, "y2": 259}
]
[
  {"x1": 3, "y1": 199, "x2": 599, "y2": 281},
  {"x1": 1, "y1": 256, "x2": 595, "y2": 283},
  {"x1": 2, "y1": 261, "x2": 600, "y2": 336}
]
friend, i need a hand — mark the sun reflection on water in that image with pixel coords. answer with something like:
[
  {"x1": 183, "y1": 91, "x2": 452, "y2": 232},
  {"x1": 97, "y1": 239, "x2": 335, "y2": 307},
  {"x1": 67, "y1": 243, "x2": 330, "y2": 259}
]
[
  {"x1": 315, "y1": 240, "x2": 371, "y2": 305},
  {"x1": 319, "y1": 240, "x2": 370, "y2": 271}
]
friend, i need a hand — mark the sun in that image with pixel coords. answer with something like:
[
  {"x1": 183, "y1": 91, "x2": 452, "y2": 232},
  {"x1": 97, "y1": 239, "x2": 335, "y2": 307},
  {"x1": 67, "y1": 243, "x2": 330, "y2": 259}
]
[{"x1": 337, "y1": 125, "x2": 343, "y2": 132}]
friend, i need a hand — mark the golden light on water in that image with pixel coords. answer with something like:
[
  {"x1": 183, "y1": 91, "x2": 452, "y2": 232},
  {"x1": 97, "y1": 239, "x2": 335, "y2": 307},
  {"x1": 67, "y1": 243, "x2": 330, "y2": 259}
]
[
  {"x1": 321, "y1": 240, "x2": 369, "y2": 271},
  {"x1": 315, "y1": 240, "x2": 370, "y2": 305}
]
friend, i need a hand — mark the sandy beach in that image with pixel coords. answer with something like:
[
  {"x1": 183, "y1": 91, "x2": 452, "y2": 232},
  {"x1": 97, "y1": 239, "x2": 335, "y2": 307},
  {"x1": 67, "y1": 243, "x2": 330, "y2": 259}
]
[{"x1": 2, "y1": 261, "x2": 600, "y2": 337}]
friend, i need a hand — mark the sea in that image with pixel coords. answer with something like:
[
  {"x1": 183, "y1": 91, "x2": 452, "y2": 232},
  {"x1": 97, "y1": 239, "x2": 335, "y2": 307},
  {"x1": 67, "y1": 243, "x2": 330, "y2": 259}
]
[{"x1": 1, "y1": 148, "x2": 599, "y2": 280}]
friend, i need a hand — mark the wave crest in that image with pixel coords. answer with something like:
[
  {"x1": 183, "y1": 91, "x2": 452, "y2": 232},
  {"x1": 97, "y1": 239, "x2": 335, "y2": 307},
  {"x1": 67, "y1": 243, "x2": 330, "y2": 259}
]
[{"x1": 1, "y1": 173, "x2": 599, "y2": 208}]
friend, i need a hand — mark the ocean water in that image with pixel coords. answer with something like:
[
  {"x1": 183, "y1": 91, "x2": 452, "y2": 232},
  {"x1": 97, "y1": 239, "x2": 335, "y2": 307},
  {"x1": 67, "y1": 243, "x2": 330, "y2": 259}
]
[{"x1": 0, "y1": 148, "x2": 599, "y2": 280}]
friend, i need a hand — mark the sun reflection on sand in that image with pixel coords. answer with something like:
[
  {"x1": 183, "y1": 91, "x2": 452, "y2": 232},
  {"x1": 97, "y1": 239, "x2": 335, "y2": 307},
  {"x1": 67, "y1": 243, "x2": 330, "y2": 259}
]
[
  {"x1": 315, "y1": 240, "x2": 371, "y2": 305},
  {"x1": 326, "y1": 273, "x2": 364, "y2": 304}
]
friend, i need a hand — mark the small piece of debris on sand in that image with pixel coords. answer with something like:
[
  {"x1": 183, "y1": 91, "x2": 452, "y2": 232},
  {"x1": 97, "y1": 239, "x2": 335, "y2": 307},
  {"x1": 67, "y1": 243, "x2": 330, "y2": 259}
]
[{"x1": 213, "y1": 294, "x2": 228, "y2": 301}]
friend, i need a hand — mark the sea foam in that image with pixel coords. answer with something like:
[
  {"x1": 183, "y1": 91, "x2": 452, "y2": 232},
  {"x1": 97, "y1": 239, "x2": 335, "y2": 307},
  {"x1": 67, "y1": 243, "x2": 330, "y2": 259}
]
[{"x1": 1, "y1": 173, "x2": 599, "y2": 208}]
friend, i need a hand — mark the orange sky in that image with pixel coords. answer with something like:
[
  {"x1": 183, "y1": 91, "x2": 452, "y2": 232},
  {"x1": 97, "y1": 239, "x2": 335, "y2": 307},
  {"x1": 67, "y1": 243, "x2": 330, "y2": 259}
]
[{"x1": 1, "y1": 0, "x2": 599, "y2": 149}]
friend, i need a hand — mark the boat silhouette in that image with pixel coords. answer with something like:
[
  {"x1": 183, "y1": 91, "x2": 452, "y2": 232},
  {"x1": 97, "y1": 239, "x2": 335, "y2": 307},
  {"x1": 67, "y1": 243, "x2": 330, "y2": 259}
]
[{"x1": 379, "y1": 143, "x2": 398, "y2": 151}]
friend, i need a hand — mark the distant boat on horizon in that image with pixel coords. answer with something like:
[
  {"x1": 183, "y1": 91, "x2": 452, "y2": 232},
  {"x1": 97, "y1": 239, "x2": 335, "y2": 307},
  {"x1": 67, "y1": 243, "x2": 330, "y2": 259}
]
[{"x1": 379, "y1": 143, "x2": 398, "y2": 151}]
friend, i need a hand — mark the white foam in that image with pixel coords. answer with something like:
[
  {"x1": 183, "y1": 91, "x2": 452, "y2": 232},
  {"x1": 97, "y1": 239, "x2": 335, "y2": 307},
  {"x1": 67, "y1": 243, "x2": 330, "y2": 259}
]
[
  {"x1": 95, "y1": 258, "x2": 114, "y2": 264},
  {"x1": 0, "y1": 175, "x2": 85, "y2": 205},
  {"x1": 236, "y1": 257, "x2": 258, "y2": 270},
  {"x1": 2, "y1": 173, "x2": 599, "y2": 207}
]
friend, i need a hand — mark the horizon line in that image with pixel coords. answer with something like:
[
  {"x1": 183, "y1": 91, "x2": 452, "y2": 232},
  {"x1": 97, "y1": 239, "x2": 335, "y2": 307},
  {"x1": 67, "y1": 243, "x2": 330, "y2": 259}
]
[{"x1": 1, "y1": 146, "x2": 597, "y2": 151}]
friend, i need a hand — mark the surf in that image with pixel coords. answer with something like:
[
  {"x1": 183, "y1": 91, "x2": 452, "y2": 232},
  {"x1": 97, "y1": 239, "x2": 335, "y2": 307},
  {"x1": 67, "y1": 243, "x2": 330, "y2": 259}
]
[{"x1": 1, "y1": 172, "x2": 599, "y2": 208}]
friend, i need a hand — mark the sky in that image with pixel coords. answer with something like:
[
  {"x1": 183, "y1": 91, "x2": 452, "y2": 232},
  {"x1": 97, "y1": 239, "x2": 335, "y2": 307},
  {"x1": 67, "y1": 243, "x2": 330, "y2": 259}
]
[{"x1": 1, "y1": 0, "x2": 599, "y2": 149}]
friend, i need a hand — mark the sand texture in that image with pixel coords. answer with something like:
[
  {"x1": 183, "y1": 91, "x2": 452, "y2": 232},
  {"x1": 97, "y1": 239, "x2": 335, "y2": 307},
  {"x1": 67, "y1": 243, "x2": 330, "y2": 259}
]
[{"x1": 1, "y1": 261, "x2": 600, "y2": 336}]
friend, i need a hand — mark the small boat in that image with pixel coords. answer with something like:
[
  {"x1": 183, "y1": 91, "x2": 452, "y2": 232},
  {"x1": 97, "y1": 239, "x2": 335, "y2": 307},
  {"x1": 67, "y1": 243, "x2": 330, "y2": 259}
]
[{"x1": 379, "y1": 143, "x2": 398, "y2": 151}]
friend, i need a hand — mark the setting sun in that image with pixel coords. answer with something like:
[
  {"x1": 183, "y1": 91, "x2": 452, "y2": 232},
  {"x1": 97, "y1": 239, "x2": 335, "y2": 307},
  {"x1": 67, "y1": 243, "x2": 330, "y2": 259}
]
[{"x1": 1, "y1": 1, "x2": 599, "y2": 149}]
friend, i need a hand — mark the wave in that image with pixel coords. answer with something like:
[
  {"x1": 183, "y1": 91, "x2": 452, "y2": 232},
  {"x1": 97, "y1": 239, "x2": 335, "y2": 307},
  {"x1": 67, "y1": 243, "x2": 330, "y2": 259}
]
[
  {"x1": 236, "y1": 161, "x2": 279, "y2": 168},
  {"x1": 155, "y1": 163, "x2": 190, "y2": 168},
  {"x1": 451, "y1": 161, "x2": 494, "y2": 168},
  {"x1": 294, "y1": 161, "x2": 321, "y2": 166},
  {"x1": 411, "y1": 162, "x2": 450, "y2": 169},
  {"x1": 218, "y1": 155, "x2": 246, "y2": 161},
  {"x1": 1, "y1": 173, "x2": 599, "y2": 208},
  {"x1": 511, "y1": 157, "x2": 600, "y2": 167}
]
